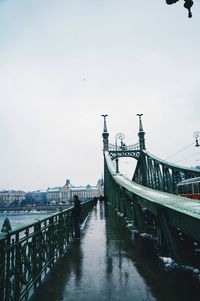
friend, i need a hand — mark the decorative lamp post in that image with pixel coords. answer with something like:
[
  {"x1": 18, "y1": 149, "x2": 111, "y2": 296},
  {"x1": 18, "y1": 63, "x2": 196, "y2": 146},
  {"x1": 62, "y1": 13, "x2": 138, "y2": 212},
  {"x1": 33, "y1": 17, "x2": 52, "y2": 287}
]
[
  {"x1": 193, "y1": 131, "x2": 200, "y2": 147},
  {"x1": 115, "y1": 133, "x2": 125, "y2": 173}
]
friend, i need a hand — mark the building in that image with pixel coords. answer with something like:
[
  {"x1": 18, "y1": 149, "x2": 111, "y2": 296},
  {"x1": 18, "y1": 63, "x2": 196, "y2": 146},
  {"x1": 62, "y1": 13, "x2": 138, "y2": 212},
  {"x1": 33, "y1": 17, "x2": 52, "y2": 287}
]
[
  {"x1": 67, "y1": 185, "x2": 100, "y2": 203},
  {"x1": 25, "y1": 190, "x2": 47, "y2": 205},
  {"x1": 0, "y1": 190, "x2": 26, "y2": 207},
  {"x1": 96, "y1": 178, "x2": 104, "y2": 193},
  {"x1": 46, "y1": 187, "x2": 61, "y2": 205},
  {"x1": 0, "y1": 178, "x2": 103, "y2": 207},
  {"x1": 46, "y1": 179, "x2": 103, "y2": 205}
]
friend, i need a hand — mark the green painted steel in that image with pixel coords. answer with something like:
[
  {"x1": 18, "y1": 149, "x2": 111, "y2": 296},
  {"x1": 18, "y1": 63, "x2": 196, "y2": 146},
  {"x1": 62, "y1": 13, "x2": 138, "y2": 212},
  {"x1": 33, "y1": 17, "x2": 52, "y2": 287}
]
[
  {"x1": 108, "y1": 147, "x2": 200, "y2": 195},
  {"x1": 133, "y1": 151, "x2": 200, "y2": 193},
  {"x1": 102, "y1": 115, "x2": 200, "y2": 264},
  {"x1": 0, "y1": 199, "x2": 94, "y2": 301},
  {"x1": 104, "y1": 152, "x2": 200, "y2": 241},
  {"x1": 102, "y1": 114, "x2": 200, "y2": 194},
  {"x1": 105, "y1": 152, "x2": 200, "y2": 217}
]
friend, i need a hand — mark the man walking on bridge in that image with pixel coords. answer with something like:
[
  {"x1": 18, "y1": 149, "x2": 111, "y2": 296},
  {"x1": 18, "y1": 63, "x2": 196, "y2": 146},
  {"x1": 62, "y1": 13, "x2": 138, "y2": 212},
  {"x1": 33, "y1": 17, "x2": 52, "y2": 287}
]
[{"x1": 72, "y1": 195, "x2": 82, "y2": 239}]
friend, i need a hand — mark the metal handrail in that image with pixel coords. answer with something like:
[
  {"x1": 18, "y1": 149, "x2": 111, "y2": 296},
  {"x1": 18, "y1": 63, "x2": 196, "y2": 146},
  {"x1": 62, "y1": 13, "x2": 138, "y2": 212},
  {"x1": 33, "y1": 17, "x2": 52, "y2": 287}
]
[{"x1": 0, "y1": 199, "x2": 94, "y2": 301}]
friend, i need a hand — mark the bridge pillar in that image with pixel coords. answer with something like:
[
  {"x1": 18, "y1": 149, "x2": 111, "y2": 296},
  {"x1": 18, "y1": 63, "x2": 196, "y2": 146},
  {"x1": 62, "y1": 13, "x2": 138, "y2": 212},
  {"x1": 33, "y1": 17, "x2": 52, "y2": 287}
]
[
  {"x1": 102, "y1": 114, "x2": 109, "y2": 151},
  {"x1": 137, "y1": 114, "x2": 146, "y2": 150},
  {"x1": 102, "y1": 114, "x2": 110, "y2": 197}
]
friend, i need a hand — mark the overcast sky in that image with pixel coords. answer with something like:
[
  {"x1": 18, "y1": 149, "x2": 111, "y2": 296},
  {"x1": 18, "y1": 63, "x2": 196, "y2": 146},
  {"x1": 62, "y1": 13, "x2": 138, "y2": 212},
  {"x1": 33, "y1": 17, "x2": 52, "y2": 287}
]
[{"x1": 0, "y1": 0, "x2": 200, "y2": 191}]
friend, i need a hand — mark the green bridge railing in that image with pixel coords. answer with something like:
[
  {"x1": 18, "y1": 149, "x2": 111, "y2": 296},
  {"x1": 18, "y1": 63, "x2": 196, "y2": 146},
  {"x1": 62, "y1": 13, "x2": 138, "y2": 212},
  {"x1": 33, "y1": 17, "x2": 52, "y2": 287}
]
[
  {"x1": 0, "y1": 199, "x2": 94, "y2": 301},
  {"x1": 104, "y1": 151, "x2": 200, "y2": 266}
]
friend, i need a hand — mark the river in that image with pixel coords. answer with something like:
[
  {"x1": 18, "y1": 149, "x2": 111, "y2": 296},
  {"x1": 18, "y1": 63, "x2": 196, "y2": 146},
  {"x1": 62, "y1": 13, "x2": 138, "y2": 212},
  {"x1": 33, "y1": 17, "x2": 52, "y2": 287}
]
[{"x1": 0, "y1": 212, "x2": 53, "y2": 230}]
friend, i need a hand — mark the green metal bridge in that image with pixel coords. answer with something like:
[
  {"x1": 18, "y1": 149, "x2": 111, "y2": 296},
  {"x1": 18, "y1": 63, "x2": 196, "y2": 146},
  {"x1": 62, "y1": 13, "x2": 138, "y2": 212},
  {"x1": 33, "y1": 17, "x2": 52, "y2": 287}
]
[
  {"x1": 0, "y1": 201, "x2": 94, "y2": 301},
  {"x1": 102, "y1": 114, "x2": 200, "y2": 266},
  {"x1": 0, "y1": 115, "x2": 200, "y2": 301}
]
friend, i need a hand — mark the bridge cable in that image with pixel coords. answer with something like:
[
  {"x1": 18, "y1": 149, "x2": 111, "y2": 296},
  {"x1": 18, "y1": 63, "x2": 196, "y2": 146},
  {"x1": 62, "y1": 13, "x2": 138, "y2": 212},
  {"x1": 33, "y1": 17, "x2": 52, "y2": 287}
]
[
  {"x1": 174, "y1": 150, "x2": 200, "y2": 163},
  {"x1": 165, "y1": 142, "x2": 195, "y2": 159}
]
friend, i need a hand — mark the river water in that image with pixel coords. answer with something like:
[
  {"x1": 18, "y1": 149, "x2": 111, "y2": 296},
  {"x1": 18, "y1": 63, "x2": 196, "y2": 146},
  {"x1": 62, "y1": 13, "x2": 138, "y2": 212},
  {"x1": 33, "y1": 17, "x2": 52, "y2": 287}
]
[
  {"x1": 0, "y1": 212, "x2": 53, "y2": 230},
  {"x1": 30, "y1": 204, "x2": 200, "y2": 301}
]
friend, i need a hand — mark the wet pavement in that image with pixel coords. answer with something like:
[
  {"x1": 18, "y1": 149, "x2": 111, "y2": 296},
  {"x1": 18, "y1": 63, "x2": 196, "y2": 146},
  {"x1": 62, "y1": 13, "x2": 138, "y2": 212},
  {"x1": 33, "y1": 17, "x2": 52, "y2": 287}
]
[{"x1": 31, "y1": 203, "x2": 200, "y2": 301}]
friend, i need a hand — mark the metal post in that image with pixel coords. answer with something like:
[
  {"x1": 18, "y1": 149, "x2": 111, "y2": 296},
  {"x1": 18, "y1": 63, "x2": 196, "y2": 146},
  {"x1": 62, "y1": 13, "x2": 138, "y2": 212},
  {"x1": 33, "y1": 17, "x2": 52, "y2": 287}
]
[
  {"x1": 115, "y1": 133, "x2": 125, "y2": 174},
  {"x1": 193, "y1": 131, "x2": 200, "y2": 147},
  {"x1": 115, "y1": 137, "x2": 119, "y2": 173}
]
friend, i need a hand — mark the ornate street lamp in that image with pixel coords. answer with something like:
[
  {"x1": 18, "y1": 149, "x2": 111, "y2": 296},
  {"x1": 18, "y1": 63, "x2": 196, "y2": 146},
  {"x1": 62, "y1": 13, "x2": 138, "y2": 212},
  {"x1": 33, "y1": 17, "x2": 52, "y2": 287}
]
[
  {"x1": 193, "y1": 131, "x2": 200, "y2": 147},
  {"x1": 115, "y1": 132, "x2": 125, "y2": 173}
]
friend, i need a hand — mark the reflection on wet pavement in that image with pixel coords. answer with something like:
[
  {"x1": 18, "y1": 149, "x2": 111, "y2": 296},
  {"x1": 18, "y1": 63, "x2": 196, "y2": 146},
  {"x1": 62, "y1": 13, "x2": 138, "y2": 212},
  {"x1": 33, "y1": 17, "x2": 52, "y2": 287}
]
[{"x1": 31, "y1": 203, "x2": 200, "y2": 301}]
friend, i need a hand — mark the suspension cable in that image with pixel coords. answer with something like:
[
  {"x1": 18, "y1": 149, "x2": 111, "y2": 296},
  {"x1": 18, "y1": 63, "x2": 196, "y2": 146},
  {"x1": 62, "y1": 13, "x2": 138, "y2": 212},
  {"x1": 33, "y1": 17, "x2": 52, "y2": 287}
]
[
  {"x1": 166, "y1": 142, "x2": 195, "y2": 159},
  {"x1": 174, "y1": 150, "x2": 200, "y2": 163}
]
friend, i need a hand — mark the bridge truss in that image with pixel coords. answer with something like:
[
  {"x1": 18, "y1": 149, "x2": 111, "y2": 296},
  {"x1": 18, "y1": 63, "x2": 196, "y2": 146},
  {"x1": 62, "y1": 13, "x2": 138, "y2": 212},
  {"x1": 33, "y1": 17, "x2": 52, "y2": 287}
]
[{"x1": 102, "y1": 115, "x2": 200, "y2": 266}]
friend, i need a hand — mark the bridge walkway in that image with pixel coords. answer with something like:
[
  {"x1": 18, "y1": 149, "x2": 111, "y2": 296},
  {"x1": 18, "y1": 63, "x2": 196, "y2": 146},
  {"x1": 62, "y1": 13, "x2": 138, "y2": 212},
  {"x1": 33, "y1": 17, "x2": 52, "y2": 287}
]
[{"x1": 31, "y1": 204, "x2": 200, "y2": 301}]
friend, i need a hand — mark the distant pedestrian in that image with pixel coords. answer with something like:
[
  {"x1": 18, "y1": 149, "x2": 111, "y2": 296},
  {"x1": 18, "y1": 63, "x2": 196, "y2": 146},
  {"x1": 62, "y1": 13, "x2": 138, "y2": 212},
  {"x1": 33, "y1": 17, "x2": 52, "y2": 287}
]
[
  {"x1": 93, "y1": 196, "x2": 98, "y2": 206},
  {"x1": 99, "y1": 195, "x2": 104, "y2": 204},
  {"x1": 72, "y1": 195, "x2": 82, "y2": 239}
]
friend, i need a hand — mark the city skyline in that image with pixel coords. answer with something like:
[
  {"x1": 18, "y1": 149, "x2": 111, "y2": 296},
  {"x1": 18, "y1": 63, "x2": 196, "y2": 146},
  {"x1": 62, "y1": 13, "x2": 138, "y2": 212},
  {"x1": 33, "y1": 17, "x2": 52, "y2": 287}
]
[
  {"x1": 0, "y1": 1, "x2": 200, "y2": 190},
  {"x1": 0, "y1": 177, "x2": 102, "y2": 192}
]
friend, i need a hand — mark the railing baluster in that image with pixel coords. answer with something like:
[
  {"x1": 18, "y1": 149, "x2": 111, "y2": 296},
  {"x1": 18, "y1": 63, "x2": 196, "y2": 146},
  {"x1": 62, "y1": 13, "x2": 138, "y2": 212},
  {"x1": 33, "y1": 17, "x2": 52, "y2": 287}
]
[{"x1": 0, "y1": 199, "x2": 94, "y2": 301}]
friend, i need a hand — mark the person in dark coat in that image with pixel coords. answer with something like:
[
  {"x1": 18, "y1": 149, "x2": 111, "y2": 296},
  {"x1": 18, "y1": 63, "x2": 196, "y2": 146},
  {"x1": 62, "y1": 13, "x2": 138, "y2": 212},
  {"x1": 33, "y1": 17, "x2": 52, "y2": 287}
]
[
  {"x1": 93, "y1": 196, "x2": 98, "y2": 206},
  {"x1": 72, "y1": 195, "x2": 82, "y2": 239},
  {"x1": 99, "y1": 195, "x2": 104, "y2": 204}
]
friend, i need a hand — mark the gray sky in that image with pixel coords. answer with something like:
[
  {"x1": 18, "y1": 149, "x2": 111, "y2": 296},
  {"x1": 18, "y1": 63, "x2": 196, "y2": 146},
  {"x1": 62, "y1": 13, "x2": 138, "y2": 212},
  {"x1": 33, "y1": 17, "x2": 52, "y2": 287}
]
[{"x1": 0, "y1": 0, "x2": 200, "y2": 191}]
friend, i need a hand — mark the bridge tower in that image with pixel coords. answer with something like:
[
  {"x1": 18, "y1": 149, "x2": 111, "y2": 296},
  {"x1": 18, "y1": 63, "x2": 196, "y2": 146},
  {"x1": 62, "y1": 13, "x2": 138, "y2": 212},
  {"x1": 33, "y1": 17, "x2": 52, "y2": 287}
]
[
  {"x1": 101, "y1": 114, "x2": 109, "y2": 151},
  {"x1": 137, "y1": 114, "x2": 146, "y2": 150},
  {"x1": 101, "y1": 114, "x2": 109, "y2": 197}
]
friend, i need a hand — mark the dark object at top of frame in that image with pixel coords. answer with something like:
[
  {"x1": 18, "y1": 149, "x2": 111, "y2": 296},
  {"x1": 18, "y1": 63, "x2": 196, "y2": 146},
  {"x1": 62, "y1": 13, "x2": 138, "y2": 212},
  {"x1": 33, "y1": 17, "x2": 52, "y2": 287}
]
[{"x1": 166, "y1": 0, "x2": 194, "y2": 18}]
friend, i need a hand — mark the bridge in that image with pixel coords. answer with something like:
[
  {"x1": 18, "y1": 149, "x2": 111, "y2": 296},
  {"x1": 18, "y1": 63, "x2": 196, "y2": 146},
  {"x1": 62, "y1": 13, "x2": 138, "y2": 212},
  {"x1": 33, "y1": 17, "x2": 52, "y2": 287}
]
[
  {"x1": 103, "y1": 114, "x2": 200, "y2": 265},
  {"x1": 0, "y1": 116, "x2": 200, "y2": 301}
]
